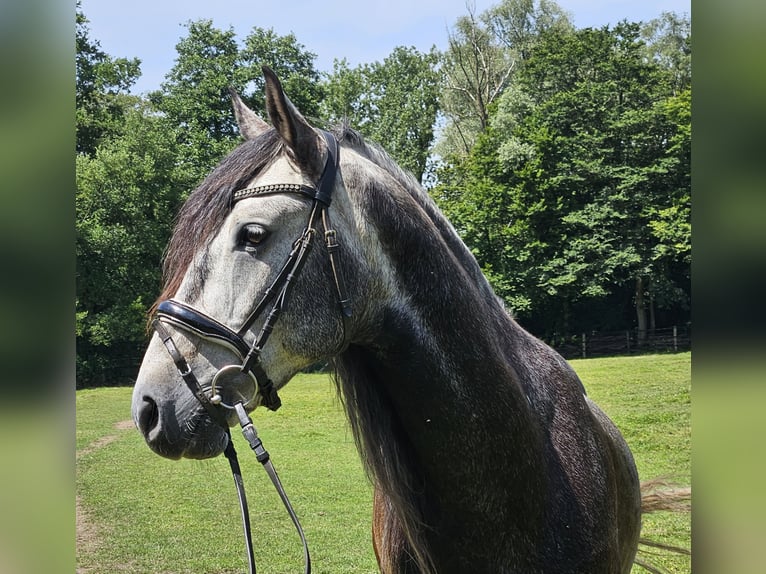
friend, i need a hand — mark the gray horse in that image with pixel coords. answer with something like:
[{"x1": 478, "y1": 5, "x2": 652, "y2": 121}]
[{"x1": 133, "y1": 68, "x2": 683, "y2": 573}]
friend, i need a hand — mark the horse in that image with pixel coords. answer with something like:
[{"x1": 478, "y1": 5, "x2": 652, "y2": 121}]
[{"x1": 132, "y1": 67, "x2": 675, "y2": 573}]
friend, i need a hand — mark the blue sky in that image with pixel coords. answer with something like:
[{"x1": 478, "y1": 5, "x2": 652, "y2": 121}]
[{"x1": 81, "y1": 0, "x2": 691, "y2": 95}]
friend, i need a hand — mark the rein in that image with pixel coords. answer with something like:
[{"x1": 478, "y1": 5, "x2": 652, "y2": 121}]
[
  {"x1": 151, "y1": 130, "x2": 351, "y2": 574},
  {"x1": 155, "y1": 318, "x2": 311, "y2": 574}
]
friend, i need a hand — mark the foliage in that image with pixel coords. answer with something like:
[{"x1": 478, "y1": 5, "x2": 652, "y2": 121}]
[
  {"x1": 76, "y1": 1, "x2": 141, "y2": 155},
  {"x1": 149, "y1": 21, "x2": 323, "y2": 183},
  {"x1": 148, "y1": 20, "x2": 243, "y2": 180},
  {"x1": 76, "y1": 104, "x2": 187, "y2": 385},
  {"x1": 321, "y1": 58, "x2": 368, "y2": 127},
  {"x1": 75, "y1": 3, "x2": 691, "y2": 384},
  {"x1": 434, "y1": 20, "x2": 691, "y2": 338},
  {"x1": 322, "y1": 46, "x2": 441, "y2": 182},
  {"x1": 239, "y1": 27, "x2": 323, "y2": 120},
  {"x1": 640, "y1": 11, "x2": 692, "y2": 96},
  {"x1": 437, "y1": 0, "x2": 572, "y2": 158},
  {"x1": 439, "y1": 7, "x2": 512, "y2": 157}
]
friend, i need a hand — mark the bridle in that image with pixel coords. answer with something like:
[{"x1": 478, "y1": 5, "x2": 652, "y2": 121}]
[
  {"x1": 155, "y1": 129, "x2": 351, "y2": 413},
  {"x1": 151, "y1": 130, "x2": 352, "y2": 574}
]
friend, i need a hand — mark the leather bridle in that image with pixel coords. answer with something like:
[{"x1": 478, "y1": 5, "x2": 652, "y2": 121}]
[
  {"x1": 155, "y1": 129, "x2": 351, "y2": 413},
  {"x1": 150, "y1": 130, "x2": 352, "y2": 574}
]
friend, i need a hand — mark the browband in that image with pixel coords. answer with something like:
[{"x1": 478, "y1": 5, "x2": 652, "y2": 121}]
[
  {"x1": 232, "y1": 130, "x2": 339, "y2": 207},
  {"x1": 233, "y1": 183, "x2": 317, "y2": 203}
]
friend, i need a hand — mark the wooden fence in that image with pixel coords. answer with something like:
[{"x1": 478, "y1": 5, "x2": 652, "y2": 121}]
[
  {"x1": 546, "y1": 325, "x2": 691, "y2": 360},
  {"x1": 79, "y1": 325, "x2": 691, "y2": 387}
]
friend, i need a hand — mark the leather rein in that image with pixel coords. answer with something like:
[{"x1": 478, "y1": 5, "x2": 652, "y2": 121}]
[{"x1": 151, "y1": 130, "x2": 351, "y2": 574}]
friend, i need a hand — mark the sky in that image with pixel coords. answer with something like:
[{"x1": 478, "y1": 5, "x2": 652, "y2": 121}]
[{"x1": 81, "y1": 0, "x2": 691, "y2": 96}]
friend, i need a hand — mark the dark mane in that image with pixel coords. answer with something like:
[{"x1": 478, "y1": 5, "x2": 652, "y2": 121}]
[
  {"x1": 333, "y1": 126, "x2": 508, "y2": 573},
  {"x1": 336, "y1": 126, "x2": 421, "y2": 197},
  {"x1": 152, "y1": 130, "x2": 285, "y2": 313},
  {"x1": 336, "y1": 126, "x2": 493, "y2": 297}
]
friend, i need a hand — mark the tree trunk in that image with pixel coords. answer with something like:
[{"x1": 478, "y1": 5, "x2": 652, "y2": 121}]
[{"x1": 636, "y1": 277, "x2": 647, "y2": 346}]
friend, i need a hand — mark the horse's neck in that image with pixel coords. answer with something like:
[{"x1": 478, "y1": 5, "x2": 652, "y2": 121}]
[
  {"x1": 369, "y1": 288, "x2": 534, "y2": 425},
  {"x1": 351, "y1": 191, "x2": 548, "y2": 483},
  {"x1": 333, "y1": 181, "x2": 565, "y2": 570},
  {"x1": 341, "y1": 267, "x2": 551, "y2": 547}
]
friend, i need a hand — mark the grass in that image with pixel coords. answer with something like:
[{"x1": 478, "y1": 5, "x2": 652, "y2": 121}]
[
  {"x1": 77, "y1": 376, "x2": 378, "y2": 574},
  {"x1": 76, "y1": 353, "x2": 690, "y2": 573}
]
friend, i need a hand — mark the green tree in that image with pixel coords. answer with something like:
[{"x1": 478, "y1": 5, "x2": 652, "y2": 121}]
[
  {"x1": 239, "y1": 27, "x2": 323, "y2": 120},
  {"x1": 321, "y1": 58, "x2": 367, "y2": 128},
  {"x1": 434, "y1": 22, "x2": 691, "y2": 339},
  {"x1": 438, "y1": 0, "x2": 572, "y2": 159},
  {"x1": 641, "y1": 11, "x2": 691, "y2": 95},
  {"x1": 322, "y1": 47, "x2": 440, "y2": 182},
  {"x1": 76, "y1": 1, "x2": 141, "y2": 155},
  {"x1": 434, "y1": 122, "x2": 537, "y2": 314},
  {"x1": 149, "y1": 20, "x2": 242, "y2": 180},
  {"x1": 151, "y1": 21, "x2": 323, "y2": 184},
  {"x1": 439, "y1": 8, "x2": 511, "y2": 158},
  {"x1": 485, "y1": 0, "x2": 573, "y2": 61},
  {"x1": 523, "y1": 24, "x2": 691, "y2": 338},
  {"x1": 76, "y1": 104, "x2": 187, "y2": 385},
  {"x1": 364, "y1": 46, "x2": 441, "y2": 181}
]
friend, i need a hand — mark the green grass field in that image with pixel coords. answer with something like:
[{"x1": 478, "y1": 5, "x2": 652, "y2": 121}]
[{"x1": 76, "y1": 352, "x2": 690, "y2": 573}]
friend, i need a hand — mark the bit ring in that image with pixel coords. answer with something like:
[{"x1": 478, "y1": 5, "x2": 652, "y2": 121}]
[{"x1": 210, "y1": 365, "x2": 258, "y2": 409}]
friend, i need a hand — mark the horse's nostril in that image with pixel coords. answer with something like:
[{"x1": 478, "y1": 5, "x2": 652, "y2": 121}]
[{"x1": 138, "y1": 396, "x2": 160, "y2": 437}]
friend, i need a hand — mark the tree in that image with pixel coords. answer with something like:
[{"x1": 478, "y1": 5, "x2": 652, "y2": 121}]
[
  {"x1": 322, "y1": 47, "x2": 440, "y2": 182},
  {"x1": 439, "y1": 7, "x2": 511, "y2": 158},
  {"x1": 76, "y1": 1, "x2": 141, "y2": 155},
  {"x1": 437, "y1": 0, "x2": 572, "y2": 159},
  {"x1": 433, "y1": 122, "x2": 537, "y2": 314},
  {"x1": 76, "y1": 104, "x2": 187, "y2": 385},
  {"x1": 433, "y1": 22, "x2": 691, "y2": 339},
  {"x1": 321, "y1": 58, "x2": 368, "y2": 127},
  {"x1": 151, "y1": 21, "x2": 324, "y2": 184},
  {"x1": 239, "y1": 27, "x2": 323, "y2": 120},
  {"x1": 364, "y1": 46, "x2": 441, "y2": 181},
  {"x1": 641, "y1": 12, "x2": 691, "y2": 95},
  {"x1": 149, "y1": 20, "x2": 242, "y2": 179},
  {"x1": 485, "y1": 0, "x2": 573, "y2": 60},
  {"x1": 524, "y1": 23, "x2": 691, "y2": 339}
]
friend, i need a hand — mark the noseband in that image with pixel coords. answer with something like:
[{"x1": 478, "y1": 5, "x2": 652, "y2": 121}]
[{"x1": 150, "y1": 130, "x2": 352, "y2": 574}]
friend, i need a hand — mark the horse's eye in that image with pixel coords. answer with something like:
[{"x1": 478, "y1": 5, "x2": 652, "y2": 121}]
[{"x1": 240, "y1": 225, "x2": 269, "y2": 249}]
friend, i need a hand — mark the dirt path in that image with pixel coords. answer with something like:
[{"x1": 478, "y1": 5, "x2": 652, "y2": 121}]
[{"x1": 76, "y1": 420, "x2": 135, "y2": 573}]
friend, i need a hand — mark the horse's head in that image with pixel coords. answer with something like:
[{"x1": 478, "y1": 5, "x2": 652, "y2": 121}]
[{"x1": 132, "y1": 68, "x2": 366, "y2": 459}]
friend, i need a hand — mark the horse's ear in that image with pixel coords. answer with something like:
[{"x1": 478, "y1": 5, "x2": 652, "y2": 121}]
[
  {"x1": 262, "y1": 66, "x2": 319, "y2": 166},
  {"x1": 228, "y1": 88, "x2": 270, "y2": 140}
]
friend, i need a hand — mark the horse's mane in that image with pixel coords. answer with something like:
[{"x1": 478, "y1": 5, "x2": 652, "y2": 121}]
[
  {"x1": 337, "y1": 125, "x2": 493, "y2": 298},
  {"x1": 336, "y1": 126, "x2": 422, "y2": 199},
  {"x1": 333, "y1": 126, "x2": 501, "y2": 574}
]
